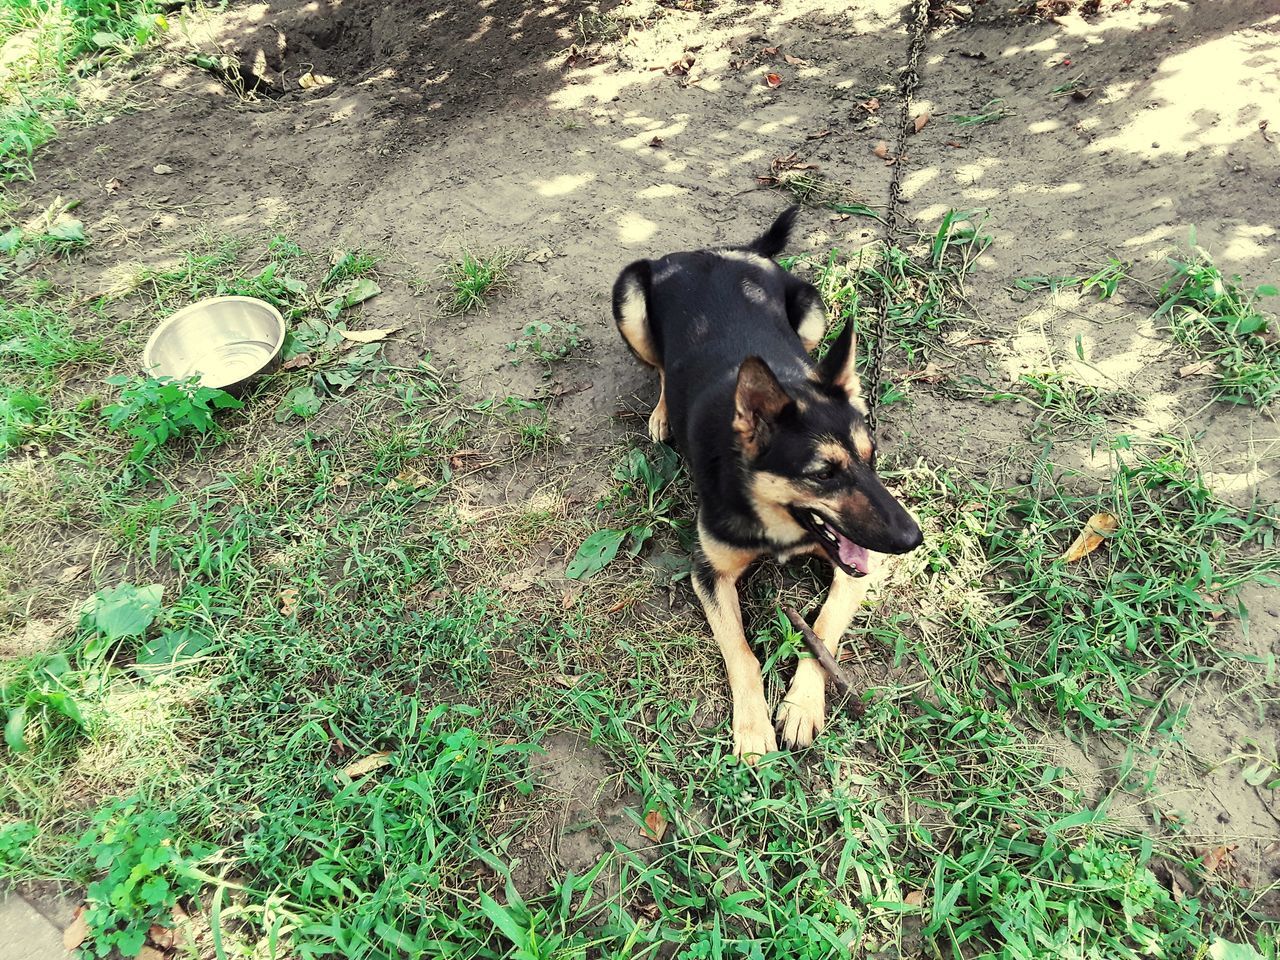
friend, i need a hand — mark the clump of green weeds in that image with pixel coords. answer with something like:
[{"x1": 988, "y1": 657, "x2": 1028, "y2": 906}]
[
  {"x1": 102, "y1": 374, "x2": 242, "y2": 462},
  {"x1": 1, "y1": 651, "x2": 85, "y2": 755},
  {"x1": 1016, "y1": 256, "x2": 1130, "y2": 300},
  {"x1": 0, "y1": 386, "x2": 48, "y2": 449},
  {"x1": 75, "y1": 796, "x2": 214, "y2": 958},
  {"x1": 1155, "y1": 234, "x2": 1278, "y2": 406},
  {"x1": 441, "y1": 250, "x2": 517, "y2": 313},
  {"x1": 792, "y1": 209, "x2": 988, "y2": 397},
  {"x1": 566, "y1": 445, "x2": 687, "y2": 580},
  {"x1": 506, "y1": 318, "x2": 582, "y2": 364},
  {"x1": 949, "y1": 97, "x2": 1013, "y2": 125}
]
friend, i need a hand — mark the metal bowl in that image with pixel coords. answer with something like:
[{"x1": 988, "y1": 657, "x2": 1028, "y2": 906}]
[{"x1": 142, "y1": 296, "x2": 286, "y2": 394}]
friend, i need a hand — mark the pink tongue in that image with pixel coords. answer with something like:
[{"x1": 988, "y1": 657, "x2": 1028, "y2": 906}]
[{"x1": 836, "y1": 533, "x2": 869, "y2": 574}]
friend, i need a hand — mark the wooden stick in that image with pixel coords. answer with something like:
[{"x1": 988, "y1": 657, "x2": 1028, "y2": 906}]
[{"x1": 782, "y1": 605, "x2": 866, "y2": 719}]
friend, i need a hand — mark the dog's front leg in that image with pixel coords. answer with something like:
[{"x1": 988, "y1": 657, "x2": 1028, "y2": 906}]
[
  {"x1": 691, "y1": 527, "x2": 776, "y2": 764},
  {"x1": 776, "y1": 559, "x2": 882, "y2": 748}
]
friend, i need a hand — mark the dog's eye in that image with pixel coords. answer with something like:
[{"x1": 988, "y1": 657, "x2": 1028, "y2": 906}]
[{"x1": 807, "y1": 462, "x2": 837, "y2": 482}]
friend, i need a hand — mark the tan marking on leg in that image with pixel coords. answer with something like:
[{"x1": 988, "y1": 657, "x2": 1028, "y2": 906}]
[
  {"x1": 648, "y1": 369, "x2": 670, "y2": 442},
  {"x1": 694, "y1": 522, "x2": 774, "y2": 764},
  {"x1": 616, "y1": 282, "x2": 659, "y2": 368},
  {"x1": 776, "y1": 556, "x2": 885, "y2": 747}
]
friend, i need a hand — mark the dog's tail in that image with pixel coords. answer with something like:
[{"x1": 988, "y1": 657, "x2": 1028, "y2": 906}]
[{"x1": 744, "y1": 205, "x2": 800, "y2": 258}]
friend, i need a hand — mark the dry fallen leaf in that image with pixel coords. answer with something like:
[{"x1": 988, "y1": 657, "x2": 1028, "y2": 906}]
[
  {"x1": 761, "y1": 45, "x2": 779, "y2": 56},
  {"x1": 148, "y1": 924, "x2": 177, "y2": 949},
  {"x1": 561, "y1": 586, "x2": 581, "y2": 610},
  {"x1": 58, "y1": 562, "x2": 88, "y2": 584},
  {"x1": 298, "y1": 71, "x2": 335, "y2": 89},
  {"x1": 64, "y1": 907, "x2": 88, "y2": 950},
  {"x1": 765, "y1": 72, "x2": 783, "y2": 88},
  {"x1": 1203, "y1": 844, "x2": 1237, "y2": 876},
  {"x1": 665, "y1": 53, "x2": 695, "y2": 76},
  {"x1": 643, "y1": 807, "x2": 669, "y2": 842},
  {"x1": 105, "y1": 178, "x2": 122, "y2": 194},
  {"x1": 279, "y1": 587, "x2": 299, "y2": 616},
  {"x1": 340, "y1": 326, "x2": 399, "y2": 344},
  {"x1": 135, "y1": 945, "x2": 166, "y2": 960},
  {"x1": 914, "y1": 110, "x2": 931, "y2": 133},
  {"x1": 872, "y1": 140, "x2": 898, "y2": 163},
  {"x1": 281, "y1": 353, "x2": 313, "y2": 370},
  {"x1": 152, "y1": 163, "x2": 174, "y2": 175},
  {"x1": 1178, "y1": 360, "x2": 1218, "y2": 378},
  {"x1": 554, "y1": 673, "x2": 582, "y2": 689},
  {"x1": 338, "y1": 751, "x2": 391, "y2": 779},
  {"x1": 783, "y1": 54, "x2": 808, "y2": 66},
  {"x1": 903, "y1": 361, "x2": 947, "y2": 384},
  {"x1": 649, "y1": 135, "x2": 664, "y2": 148},
  {"x1": 904, "y1": 889, "x2": 925, "y2": 907},
  {"x1": 860, "y1": 97, "x2": 881, "y2": 113},
  {"x1": 1061, "y1": 512, "x2": 1120, "y2": 563}
]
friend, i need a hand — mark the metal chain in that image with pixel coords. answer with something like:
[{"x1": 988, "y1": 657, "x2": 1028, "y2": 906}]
[{"x1": 866, "y1": 0, "x2": 931, "y2": 433}]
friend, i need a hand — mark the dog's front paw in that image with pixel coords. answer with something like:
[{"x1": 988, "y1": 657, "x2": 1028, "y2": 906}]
[
  {"x1": 732, "y1": 701, "x2": 778, "y2": 765},
  {"x1": 776, "y1": 677, "x2": 826, "y2": 749},
  {"x1": 648, "y1": 403, "x2": 670, "y2": 443}
]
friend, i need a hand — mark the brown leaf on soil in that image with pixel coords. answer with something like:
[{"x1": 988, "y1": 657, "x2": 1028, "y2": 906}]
[
  {"x1": 64, "y1": 907, "x2": 88, "y2": 950},
  {"x1": 1061, "y1": 512, "x2": 1119, "y2": 563},
  {"x1": 152, "y1": 163, "x2": 174, "y2": 175},
  {"x1": 58, "y1": 562, "x2": 88, "y2": 583},
  {"x1": 340, "y1": 326, "x2": 400, "y2": 344},
  {"x1": 148, "y1": 924, "x2": 177, "y2": 949},
  {"x1": 561, "y1": 586, "x2": 581, "y2": 610},
  {"x1": 761, "y1": 46, "x2": 779, "y2": 56},
  {"x1": 554, "y1": 674, "x2": 582, "y2": 688},
  {"x1": 665, "y1": 53, "x2": 695, "y2": 76},
  {"x1": 903, "y1": 361, "x2": 947, "y2": 384},
  {"x1": 105, "y1": 178, "x2": 122, "y2": 194},
  {"x1": 643, "y1": 807, "x2": 669, "y2": 842},
  {"x1": 135, "y1": 947, "x2": 166, "y2": 960},
  {"x1": 636, "y1": 901, "x2": 661, "y2": 921},
  {"x1": 913, "y1": 110, "x2": 931, "y2": 133},
  {"x1": 339, "y1": 752, "x2": 391, "y2": 779},
  {"x1": 904, "y1": 889, "x2": 925, "y2": 907},
  {"x1": 771, "y1": 152, "x2": 818, "y2": 173},
  {"x1": 279, "y1": 587, "x2": 299, "y2": 616},
  {"x1": 783, "y1": 54, "x2": 808, "y2": 66},
  {"x1": 860, "y1": 97, "x2": 880, "y2": 113},
  {"x1": 765, "y1": 72, "x2": 783, "y2": 88},
  {"x1": 281, "y1": 353, "x2": 313, "y2": 370},
  {"x1": 872, "y1": 140, "x2": 898, "y2": 164},
  {"x1": 649, "y1": 136, "x2": 664, "y2": 148},
  {"x1": 1178, "y1": 360, "x2": 1218, "y2": 378},
  {"x1": 945, "y1": 140, "x2": 964, "y2": 148},
  {"x1": 1202, "y1": 844, "x2": 1237, "y2": 876}
]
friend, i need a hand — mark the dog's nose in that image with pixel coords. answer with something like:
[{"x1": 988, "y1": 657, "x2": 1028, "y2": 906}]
[{"x1": 891, "y1": 519, "x2": 924, "y2": 553}]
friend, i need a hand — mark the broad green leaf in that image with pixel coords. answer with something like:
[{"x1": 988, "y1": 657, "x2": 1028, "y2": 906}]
[
  {"x1": 277, "y1": 385, "x2": 322, "y2": 422},
  {"x1": 478, "y1": 891, "x2": 530, "y2": 949},
  {"x1": 1209, "y1": 939, "x2": 1265, "y2": 960},
  {"x1": 0, "y1": 226, "x2": 22, "y2": 253},
  {"x1": 565, "y1": 528, "x2": 627, "y2": 580},
  {"x1": 1256, "y1": 284, "x2": 1277, "y2": 297},
  {"x1": 4, "y1": 705, "x2": 28, "y2": 753},
  {"x1": 45, "y1": 219, "x2": 85, "y2": 244},
  {"x1": 137, "y1": 628, "x2": 214, "y2": 676},
  {"x1": 82, "y1": 583, "x2": 164, "y2": 641},
  {"x1": 324, "y1": 278, "x2": 381, "y2": 318}
]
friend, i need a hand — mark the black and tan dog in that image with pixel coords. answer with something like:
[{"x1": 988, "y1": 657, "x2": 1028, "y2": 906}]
[{"x1": 612, "y1": 206, "x2": 922, "y2": 761}]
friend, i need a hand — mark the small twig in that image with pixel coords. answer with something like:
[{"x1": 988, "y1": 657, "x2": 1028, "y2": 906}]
[{"x1": 782, "y1": 605, "x2": 866, "y2": 718}]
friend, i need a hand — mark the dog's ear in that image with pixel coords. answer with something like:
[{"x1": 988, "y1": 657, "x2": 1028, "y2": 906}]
[
  {"x1": 734, "y1": 357, "x2": 792, "y2": 457},
  {"x1": 816, "y1": 319, "x2": 863, "y2": 401}
]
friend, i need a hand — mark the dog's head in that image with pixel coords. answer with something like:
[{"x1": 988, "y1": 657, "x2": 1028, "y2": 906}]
[{"x1": 733, "y1": 321, "x2": 922, "y2": 575}]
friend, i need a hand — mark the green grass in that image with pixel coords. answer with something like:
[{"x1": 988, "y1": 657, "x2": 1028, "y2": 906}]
[
  {"x1": 785, "y1": 209, "x2": 989, "y2": 403},
  {"x1": 949, "y1": 98, "x2": 1013, "y2": 126},
  {"x1": 442, "y1": 250, "x2": 518, "y2": 314},
  {"x1": 0, "y1": 0, "x2": 166, "y2": 183},
  {"x1": 1156, "y1": 237, "x2": 1278, "y2": 406}
]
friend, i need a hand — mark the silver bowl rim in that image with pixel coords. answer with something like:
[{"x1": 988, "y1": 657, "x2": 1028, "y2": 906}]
[{"x1": 141, "y1": 295, "x2": 287, "y2": 389}]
